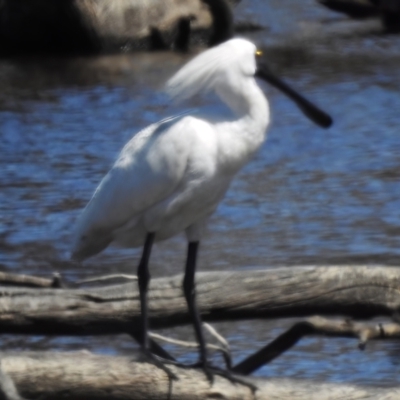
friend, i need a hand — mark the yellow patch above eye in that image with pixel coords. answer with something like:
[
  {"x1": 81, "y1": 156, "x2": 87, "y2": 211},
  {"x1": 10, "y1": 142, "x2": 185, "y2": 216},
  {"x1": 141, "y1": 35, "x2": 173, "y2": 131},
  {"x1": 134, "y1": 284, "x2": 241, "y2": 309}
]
[{"x1": 255, "y1": 50, "x2": 263, "y2": 57}]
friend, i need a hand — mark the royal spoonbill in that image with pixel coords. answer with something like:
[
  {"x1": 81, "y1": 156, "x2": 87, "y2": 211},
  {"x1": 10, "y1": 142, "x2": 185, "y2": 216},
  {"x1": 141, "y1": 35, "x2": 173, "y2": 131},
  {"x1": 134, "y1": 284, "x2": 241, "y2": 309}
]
[{"x1": 71, "y1": 38, "x2": 332, "y2": 379}]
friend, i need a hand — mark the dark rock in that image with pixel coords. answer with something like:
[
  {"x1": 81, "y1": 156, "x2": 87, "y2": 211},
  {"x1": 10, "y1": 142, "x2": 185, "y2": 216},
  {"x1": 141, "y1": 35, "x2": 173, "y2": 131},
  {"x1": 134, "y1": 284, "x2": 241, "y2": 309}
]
[
  {"x1": 380, "y1": 0, "x2": 400, "y2": 32},
  {"x1": 0, "y1": 0, "x2": 100, "y2": 55},
  {"x1": 317, "y1": 0, "x2": 400, "y2": 33},
  {"x1": 317, "y1": 0, "x2": 379, "y2": 18},
  {"x1": 0, "y1": 0, "x2": 238, "y2": 56}
]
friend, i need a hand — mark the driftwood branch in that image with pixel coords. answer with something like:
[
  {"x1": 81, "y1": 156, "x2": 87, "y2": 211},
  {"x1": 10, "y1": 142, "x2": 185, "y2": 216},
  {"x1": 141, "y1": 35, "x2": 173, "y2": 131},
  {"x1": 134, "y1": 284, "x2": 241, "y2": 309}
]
[
  {"x1": 0, "y1": 351, "x2": 398, "y2": 400},
  {"x1": 0, "y1": 272, "x2": 60, "y2": 289},
  {"x1": 0, "y1": 266, "x2": 399, "y2": 335},
  {"x1": 150, "y1": 322, "x2": 232, "y2": 368}
]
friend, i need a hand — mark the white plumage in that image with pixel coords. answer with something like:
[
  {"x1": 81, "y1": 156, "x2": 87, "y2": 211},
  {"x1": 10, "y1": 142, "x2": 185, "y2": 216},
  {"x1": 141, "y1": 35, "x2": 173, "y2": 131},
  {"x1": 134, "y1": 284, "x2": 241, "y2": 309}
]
[{"x1": 72, "y1": 38, "x2": 269, "y2": 260}]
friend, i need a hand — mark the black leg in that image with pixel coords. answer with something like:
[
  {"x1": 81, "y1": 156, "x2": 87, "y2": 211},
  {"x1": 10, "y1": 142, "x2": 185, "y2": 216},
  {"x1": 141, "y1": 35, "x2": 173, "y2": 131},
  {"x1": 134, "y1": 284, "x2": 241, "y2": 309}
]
[
  {"x1": 181, "y1": 242, "x2": 257, "y2": 391},
  {"x1": 183, "y1": 242, "x2": 209, "y2": 366},
  {"x1": 137, "y1": 232, "x2": 155, "y2": 351},
  {"x1": 136, "y1": 233, "x2": 177, "y2": 380}
]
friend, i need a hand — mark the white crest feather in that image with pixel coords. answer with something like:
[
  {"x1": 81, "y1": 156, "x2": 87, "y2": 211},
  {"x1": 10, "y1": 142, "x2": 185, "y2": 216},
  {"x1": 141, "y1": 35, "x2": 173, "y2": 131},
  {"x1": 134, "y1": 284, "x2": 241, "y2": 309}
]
[{"x1": 165, "y1": 38, "x2": 257, "y2": 103}]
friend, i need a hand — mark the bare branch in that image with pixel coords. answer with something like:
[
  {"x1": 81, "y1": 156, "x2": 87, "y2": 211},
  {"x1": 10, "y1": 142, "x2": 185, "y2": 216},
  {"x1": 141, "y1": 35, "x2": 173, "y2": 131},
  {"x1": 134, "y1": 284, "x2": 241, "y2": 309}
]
[
  {"x1": 149, "y1": 326, "x2": 232, "y2": 367},
  {"x1": 233, "y1": 317, "x2": 400, "y2": 375},
  {"x1": 0, "y1": 272, "x2": 54, "y2": 288},
  {"x1": 77, "y1": 274, "x2": 137, "y2": 285},
  {"x1": 203, "y1": 323, "x2": 230, "y2": 352}
]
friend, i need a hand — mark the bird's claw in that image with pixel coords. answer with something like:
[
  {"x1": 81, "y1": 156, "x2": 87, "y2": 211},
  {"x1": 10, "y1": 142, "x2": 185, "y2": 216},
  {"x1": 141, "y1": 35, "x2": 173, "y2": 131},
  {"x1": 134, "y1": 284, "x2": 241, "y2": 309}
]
[
  {"x1": 172, "y1": 360, "x2": 257, "y2": 392},
  {"x1": 142, "y1": 349, "x2": 179, "y2": 380},
  {"x1": 202, "y1": 364, "x2": 257, "y2": 392},
  {"x1": 202, "y1": 362, "x2": 215, "y2": 384},
  {"x1": 150, "y1": 356, "x2": 257, "y2": 392}
]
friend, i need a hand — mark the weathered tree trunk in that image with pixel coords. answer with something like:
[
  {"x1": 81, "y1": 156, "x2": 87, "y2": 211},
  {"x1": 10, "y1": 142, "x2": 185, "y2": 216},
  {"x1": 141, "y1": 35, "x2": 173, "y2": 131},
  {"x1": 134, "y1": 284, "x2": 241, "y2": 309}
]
[
  {"x1": 0, "y1": 266, "x2": 399, "y2": 335},
  {"x1": 0, "y1": 351, "x2": 397, "y2": 400}
]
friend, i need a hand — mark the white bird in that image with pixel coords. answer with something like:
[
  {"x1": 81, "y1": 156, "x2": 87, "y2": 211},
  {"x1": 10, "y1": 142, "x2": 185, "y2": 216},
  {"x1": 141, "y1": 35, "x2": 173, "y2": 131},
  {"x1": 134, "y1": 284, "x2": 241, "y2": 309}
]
[{"x1": 71, "y1": 38, "x2": 332, "y2": 379}]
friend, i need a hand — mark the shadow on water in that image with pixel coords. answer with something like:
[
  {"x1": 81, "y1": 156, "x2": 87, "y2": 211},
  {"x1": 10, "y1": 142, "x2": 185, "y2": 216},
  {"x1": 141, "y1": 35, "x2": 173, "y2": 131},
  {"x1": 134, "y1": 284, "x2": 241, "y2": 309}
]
[{"x1": 0, "y1": 0, "x2": 400, "y2": 387}]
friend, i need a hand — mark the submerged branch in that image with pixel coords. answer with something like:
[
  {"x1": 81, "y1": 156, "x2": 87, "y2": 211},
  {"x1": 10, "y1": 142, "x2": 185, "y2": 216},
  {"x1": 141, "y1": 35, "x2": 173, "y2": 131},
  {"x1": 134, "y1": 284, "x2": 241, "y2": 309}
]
[{"x1": 233, "y1": 316, "x2": 400, "y2": 374}]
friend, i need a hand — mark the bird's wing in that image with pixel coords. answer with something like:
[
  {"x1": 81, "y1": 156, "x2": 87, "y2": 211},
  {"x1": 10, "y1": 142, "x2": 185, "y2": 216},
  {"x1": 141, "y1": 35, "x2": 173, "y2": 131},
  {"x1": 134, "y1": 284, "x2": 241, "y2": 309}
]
[{"x1": 72, "y1": 113, "x2": 197, "y2": 260}]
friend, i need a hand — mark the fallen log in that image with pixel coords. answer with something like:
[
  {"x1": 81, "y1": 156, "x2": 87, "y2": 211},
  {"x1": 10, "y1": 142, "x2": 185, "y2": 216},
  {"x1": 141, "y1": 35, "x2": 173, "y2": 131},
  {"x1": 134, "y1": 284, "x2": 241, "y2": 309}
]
[
  {"x1": 0, "y1": 267, "x2": 399, "y2": 397},
  {"x1": 0, "y1": 266, "x2": 399, "y2": 335},
  {"x1": 1, "y1": 351, "x2": 398, "y2": 400}
]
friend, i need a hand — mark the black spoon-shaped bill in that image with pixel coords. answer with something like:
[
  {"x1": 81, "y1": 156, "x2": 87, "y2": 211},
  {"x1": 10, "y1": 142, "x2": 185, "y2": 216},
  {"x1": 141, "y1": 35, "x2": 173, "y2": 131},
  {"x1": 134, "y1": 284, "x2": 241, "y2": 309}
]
[{"x1": 256, "y1": 61, "x2": 333, "y2": 129}]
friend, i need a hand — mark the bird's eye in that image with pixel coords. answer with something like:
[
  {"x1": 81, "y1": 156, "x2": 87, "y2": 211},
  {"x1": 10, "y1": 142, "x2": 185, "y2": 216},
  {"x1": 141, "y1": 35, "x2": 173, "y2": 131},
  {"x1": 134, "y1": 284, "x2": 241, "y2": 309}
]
[{"x1": 255, "y1": 50, "x2": 263, "y2": 57}]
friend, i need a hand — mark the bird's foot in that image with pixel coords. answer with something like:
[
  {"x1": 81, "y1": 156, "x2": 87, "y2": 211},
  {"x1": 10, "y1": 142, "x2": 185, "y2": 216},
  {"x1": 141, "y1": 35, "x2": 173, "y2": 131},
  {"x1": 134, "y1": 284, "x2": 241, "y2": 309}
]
[
  {"x1": 146, "y1": 354, "x2": 257, "y2": 391},
  {"x1": 201, "y1": 363, "x2": 257, "y2": 392},
  {"x1": 142, "y1": 349, "x2": 178, "y2": 380},
  {"x1": 165, "y1": 360, "x2": 257, "y2": 392}
]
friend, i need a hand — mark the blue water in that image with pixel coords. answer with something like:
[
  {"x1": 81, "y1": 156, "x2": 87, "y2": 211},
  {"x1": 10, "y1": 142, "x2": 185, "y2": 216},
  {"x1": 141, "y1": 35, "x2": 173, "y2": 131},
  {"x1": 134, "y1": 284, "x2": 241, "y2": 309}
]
[{"x1": 1, "y1": 0, "x2": 400, "y2": 387}]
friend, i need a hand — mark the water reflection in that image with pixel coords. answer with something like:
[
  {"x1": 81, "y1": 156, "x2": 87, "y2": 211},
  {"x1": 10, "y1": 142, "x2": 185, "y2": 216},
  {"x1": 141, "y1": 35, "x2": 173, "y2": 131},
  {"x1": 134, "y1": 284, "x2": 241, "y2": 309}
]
[{"x1": 1, "y1": 0, "x2": 400, "y2": 387}]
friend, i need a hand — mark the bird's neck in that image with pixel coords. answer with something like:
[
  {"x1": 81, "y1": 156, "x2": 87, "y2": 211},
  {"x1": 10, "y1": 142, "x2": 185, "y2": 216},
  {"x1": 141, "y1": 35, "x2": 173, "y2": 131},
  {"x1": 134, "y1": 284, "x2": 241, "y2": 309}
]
[
  {"x1": 217, "y1": 77, "x2": 269, "y2": 129},
  {"x1": 218, "y1": 77, "x2": 270, "y2": 144},
  {"x1": 215, "y1": 79, "x2": 270, "y2": 172}
]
